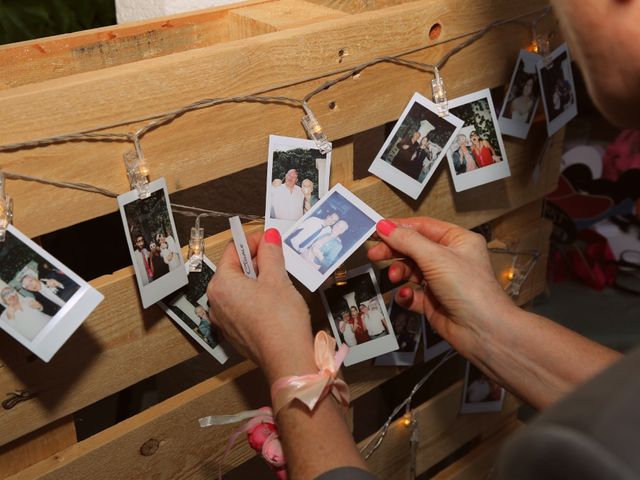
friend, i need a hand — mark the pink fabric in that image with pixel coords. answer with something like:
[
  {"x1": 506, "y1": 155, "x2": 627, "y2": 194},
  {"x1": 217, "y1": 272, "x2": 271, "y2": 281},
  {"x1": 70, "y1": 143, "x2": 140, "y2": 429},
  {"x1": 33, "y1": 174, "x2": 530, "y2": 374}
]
[{"x1": 602, "y1": 130, "x2": 640, "y2": 182}]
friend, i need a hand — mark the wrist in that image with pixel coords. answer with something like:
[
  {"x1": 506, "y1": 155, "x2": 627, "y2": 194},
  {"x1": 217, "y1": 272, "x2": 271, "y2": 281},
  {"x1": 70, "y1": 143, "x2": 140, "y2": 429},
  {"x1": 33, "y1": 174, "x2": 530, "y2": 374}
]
[{"x1": 263, "y1": 339, "x2": 317, "y2": 386}]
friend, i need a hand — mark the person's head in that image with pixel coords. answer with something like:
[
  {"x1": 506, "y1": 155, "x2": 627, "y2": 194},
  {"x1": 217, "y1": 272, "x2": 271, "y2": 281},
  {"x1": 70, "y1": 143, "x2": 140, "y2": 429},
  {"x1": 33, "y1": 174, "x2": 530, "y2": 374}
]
[
  {"x1": 470, "y1": 131, "x2": 480, "y2": 145},
  {"x1": 272, "y1": 178, "x2": 283, "y2": 188},
  {"x1": 411, "y1": 131, "x2": 421, "y2": 143},
  {"x1": 358, "y1": 303, "x2": 369, "y2": 314},
  {"x1": 341, "y1": 311, "x2": 350, "y2": 321},
  {"x1": 420, "y1": 137, "x2": 429, "y2": 148},
  {"x1": 350, "y1": 306, "x2": 359, "y2": 318},
  {"x1": 457, "y1": 134, "x2": 468, "y2": 147},
  {"x1": 155, "y1": 233, "x2": 165, "y2": 244},
  {"x1": 1, "y1": 287, "x2": 19, "y2": 306},
  {"x1": 332, "y1": 220, "x2": 349, "y2": 236},
  {"x1": 522, "y1": 77, "x2": 535, "y2": 97},
  {"x1": 285, "y1": 169, "x2": 298, "y2": 188},
  {"x1": 160, "y1": 239, "x2": 168, "y2": 249},
  {"x1": 20, "y1": 274, "x2": 41, "y2": 292},
  {"x1": 323, "y1": 212, "x2": 339, "y2": 226},
  {"x1": 149, "y1": 241, "x2": 157, "y2": 253},
  {"x1": 301, "y1": 179, "x2": 314, "y2": 196},
  {"x1": 134, "y1": 235, "x2": 145, "y2": 251},
  {"x1": 195, "y1": 306, "x2": 208, "y2": 321}
]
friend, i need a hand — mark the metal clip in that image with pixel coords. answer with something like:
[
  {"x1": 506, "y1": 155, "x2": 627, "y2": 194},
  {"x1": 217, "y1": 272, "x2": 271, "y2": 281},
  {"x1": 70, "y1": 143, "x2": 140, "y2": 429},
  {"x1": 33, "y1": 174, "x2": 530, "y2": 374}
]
[
  {"x1": 0, "y1": 173, "x2": 13, "y2": 242},
  {"x1": 431, "y1": 67, "x2": 448, "y2": 117},
  {"x1": 301, "y1": 105, "x2": 332, "y2": 154},
  {"x1": 123, "y1": 150, "x2": 150, "y2": 199}
]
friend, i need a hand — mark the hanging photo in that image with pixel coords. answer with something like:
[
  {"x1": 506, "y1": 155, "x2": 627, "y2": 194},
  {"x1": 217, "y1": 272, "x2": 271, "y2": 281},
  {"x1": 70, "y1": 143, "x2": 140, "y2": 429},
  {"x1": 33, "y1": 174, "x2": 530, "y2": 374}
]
[
  {"x1": 460, "y1": 361, "x2": 506, "y2": 414},
  {"x1": 283, "y1": 184, "x2": 381, "y2": 292},
  {"x1": 265, "y1": 135, "x2": 332, "y2": 236},
  {"x1": 375, "y1": 294, "x2": 423, "y2": 366},
  {"x1": 499, "y1": 49, "x2": 542, "y2": 139},
  {"x1": 320, "y1": 265, "x2": 398, "y2": 366},
  {"x1": 445, "y1": 89, "x2": 511, "y2": 192},
  {"x1": 368, "y1": 92, "x2": 464, "y2": 200},
  {"x1": 537, "y1": 43, "x2": 578, "y2": 136},
  {"x1": 159, "y1": 256, "x2": 228, "y2": 364},
  {"x1": 118, "y1": 178, "x2": 188, "y2": 308},
  {"x1": 423, "y1": 317, "x2": 451, "y2": 362},
  {"x1": 0, "y1": 225, "x2": 103, "y2": 362}
]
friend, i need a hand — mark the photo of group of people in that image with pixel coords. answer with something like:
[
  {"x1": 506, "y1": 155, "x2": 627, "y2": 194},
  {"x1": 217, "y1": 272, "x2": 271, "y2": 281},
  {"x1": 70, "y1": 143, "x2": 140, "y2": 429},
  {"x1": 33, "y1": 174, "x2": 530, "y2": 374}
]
[
  {"x1": 283, "y1": 184, "x2": 381, "y2": 292},
  {"x1": 460, "y1": 361, "x2": 506, "y2": 414},
  {"x1": 375, "y1": 296, "x2": 423, "y2": 366},
  {"x1": 265, "y1": 135, "x2": 331, "y2": 235},
  {"x1": 159, "y1": 256, "x2": 228, "y2": 364},
  {"x1": 538, "y1": 44, "x2": 578, "y2": 136},
  {"x1": 369, "y1": 92, "x2": 464, "y2": 199},
  {"x1": 118, "y1": 178, "x2": 188, "y2": 308},
  {"x1": 499, "y1": 49, "x2": 542, "y2": 139},
  {"x1": 446, "y1": 89, "x2": 511, "y2": 192},
  {"x1": 320, "y1": 265, "x2": 397, "y2": 366},
  {"x1": 0, "y1": 225, "x2": 103, "y2": 362}
]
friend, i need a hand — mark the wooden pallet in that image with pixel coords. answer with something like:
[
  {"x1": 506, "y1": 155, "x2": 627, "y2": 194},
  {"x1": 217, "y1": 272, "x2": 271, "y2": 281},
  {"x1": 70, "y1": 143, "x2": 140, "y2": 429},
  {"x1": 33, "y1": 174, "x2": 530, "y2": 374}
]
[{"x1": 0, "y1": 1, "x2": 557, "y2": 478}]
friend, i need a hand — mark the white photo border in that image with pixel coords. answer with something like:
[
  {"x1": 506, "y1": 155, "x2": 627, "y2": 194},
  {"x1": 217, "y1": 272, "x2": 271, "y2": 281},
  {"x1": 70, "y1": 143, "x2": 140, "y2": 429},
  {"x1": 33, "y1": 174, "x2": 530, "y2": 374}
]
[
  {"x1": 0, "y1": 225, "x2": 104, "y2": 362},
  {"x1": 459, "y1": 360, "x2": 506, "y2": 414},
  {"x1": 320, "y1": 264, "x2": 398, "y2": 367},
  {"x1": 282, "y1": 184, "x2": 382, "y2": 292},
  {"x1": 159, "y1": 256, "x2": 229, "y2": 364},
  {"x1": 118, "y1": 177, "x2": 188, "y2": 308},
  {"x1": 498, "y1": 49, "x2": 542, "y2": 139},
  {"x1": 368, "y1": 92, "x2": 464, "y2": 200},
  {"x1": 375, "y1": 293, "x2": 422, "y2": 367},
  {"x1": 423, "y1": 316, "x2": 451, "y2": 362},
  {"x1": 446, "y1": 88, "x2": 511, "y2": 192},
  {"x1": 265, "y1": 134, "x2": 332, "y2": 235}
]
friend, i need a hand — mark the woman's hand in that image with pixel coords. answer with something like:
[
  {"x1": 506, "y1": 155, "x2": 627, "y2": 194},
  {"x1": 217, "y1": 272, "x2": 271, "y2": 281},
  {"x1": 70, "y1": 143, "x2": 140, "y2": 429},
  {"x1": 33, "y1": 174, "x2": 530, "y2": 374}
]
[
  {"x1": 207, "y1": 228, "x2": 316, "y2": 383},
  {"x1": 368, "y1": 217, "x2": 516, "y2": 363}
]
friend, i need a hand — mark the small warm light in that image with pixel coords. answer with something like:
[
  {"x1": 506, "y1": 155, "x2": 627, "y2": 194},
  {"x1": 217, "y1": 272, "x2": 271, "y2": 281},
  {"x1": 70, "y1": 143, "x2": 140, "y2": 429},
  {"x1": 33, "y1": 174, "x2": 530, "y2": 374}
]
[
  {"x1": 334, "y1": 264, "x2": 348, "y2": 286},
  {"x1": 506, "y1": 269, "x2": 516, "y2": 281},
  {"x1": 301, "y1": 111, "x2": 332, "y2": 154},
  {"x1": 431, "y1": 68, "x2": 448, "y2": 117},
  {"x1": 402, "y1": 414, "x2": 412, "y2": 427},
  {"x1": 527, "y1": 41, "x2": 540, "y2": 53},
  {"x1": 188, "y1": 226, "x2": 205, "y2": 272},
  {"x1": 123, "y1": 150, "x2": 151, "y2": 199}
]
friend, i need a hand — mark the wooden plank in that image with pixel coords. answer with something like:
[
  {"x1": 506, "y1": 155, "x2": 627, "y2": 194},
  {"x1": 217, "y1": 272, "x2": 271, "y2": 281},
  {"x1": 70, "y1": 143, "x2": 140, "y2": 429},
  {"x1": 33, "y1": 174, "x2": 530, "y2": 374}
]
[
  {"x1": 0, "y1": 204, "x2": 551, "y2": 448},
  {"x1": 0, "y1": 0, "x2": 552, "y2": 237},
  {"x1": 431, "y1": 419, "x2": 522, "y2": 480},
  {"x1": 306, "y1": 0, "x2": 411, "y2": 14},
  {"x1": 359, "y1": 382, "x2": 520, "y2": 479},
  {"x1": 0, "y1": 417, "x2": 76, "y2": 479}
]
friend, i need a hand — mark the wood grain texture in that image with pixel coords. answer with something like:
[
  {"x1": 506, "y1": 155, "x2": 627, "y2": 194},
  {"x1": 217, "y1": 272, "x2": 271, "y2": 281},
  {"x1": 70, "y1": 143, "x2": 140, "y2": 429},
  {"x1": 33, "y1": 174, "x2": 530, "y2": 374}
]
[{"x1": 0, "y1": 0, "x2": 552, "y2": 237}]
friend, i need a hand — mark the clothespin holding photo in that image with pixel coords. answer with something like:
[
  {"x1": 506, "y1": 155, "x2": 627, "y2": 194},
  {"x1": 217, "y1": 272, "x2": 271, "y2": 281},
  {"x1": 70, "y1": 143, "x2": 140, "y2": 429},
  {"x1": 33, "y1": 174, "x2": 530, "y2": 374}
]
[
  {"x1": 123, "y1": 149, "x2": 150, "y2": 200},
  {"x1": 431, "y1": 66, "x2": 448, "y2": 117},
  {"x1": 0, "y1": 173, "x2": 14, "y2": 242},
  {"x1": 301, "y1": 103, "x2": 332, "y2": 154},
  {"x1": 188, "y1": 215, "x2": 205, "y2": 273}
]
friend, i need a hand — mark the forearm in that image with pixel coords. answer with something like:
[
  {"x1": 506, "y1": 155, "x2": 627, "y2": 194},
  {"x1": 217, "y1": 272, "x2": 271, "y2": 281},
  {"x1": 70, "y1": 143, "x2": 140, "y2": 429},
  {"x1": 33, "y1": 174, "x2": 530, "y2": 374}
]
[{"x1": 474, "y1": 306, "x2": 621, "y2": 410}]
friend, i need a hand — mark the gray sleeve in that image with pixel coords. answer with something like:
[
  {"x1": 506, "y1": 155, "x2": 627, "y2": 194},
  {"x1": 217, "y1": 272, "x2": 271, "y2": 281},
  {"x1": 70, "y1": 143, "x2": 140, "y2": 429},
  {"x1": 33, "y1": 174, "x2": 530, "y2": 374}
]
[{"x1": 315, "y1": 467, "x2": 378, "y2": 480}]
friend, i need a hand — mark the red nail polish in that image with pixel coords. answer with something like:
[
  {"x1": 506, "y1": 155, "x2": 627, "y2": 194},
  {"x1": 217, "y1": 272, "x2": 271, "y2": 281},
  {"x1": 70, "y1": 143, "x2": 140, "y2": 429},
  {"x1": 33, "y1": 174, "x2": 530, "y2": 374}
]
[
  {"x1": 377, "y1": 219, "x2": 397, "y2": 237},
  {"x1": 399, "y1": 287, "x2": 411, "y2": 299},
  {"x1": 264, "y1": 228, "x2": 281, "y2": 245}
]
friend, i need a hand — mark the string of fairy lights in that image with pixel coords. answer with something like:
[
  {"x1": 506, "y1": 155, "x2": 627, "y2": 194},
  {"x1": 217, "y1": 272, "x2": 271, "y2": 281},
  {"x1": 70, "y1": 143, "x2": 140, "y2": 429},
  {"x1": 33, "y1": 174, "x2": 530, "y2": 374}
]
[{"x1": 0, "y1": 4, "x2": 551, "y2": 474}]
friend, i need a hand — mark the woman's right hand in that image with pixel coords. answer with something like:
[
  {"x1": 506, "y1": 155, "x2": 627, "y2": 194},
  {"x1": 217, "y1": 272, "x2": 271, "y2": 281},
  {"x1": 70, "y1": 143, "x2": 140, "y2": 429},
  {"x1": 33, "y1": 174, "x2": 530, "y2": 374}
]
[{"x1": 368, "y1": 217, "x2": 516, "y2": 363}]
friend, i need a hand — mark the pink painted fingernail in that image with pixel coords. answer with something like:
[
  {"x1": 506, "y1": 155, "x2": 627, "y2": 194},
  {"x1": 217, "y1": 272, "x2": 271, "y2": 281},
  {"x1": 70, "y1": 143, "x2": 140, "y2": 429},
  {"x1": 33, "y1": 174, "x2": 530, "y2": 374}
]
[
  {"x1": 377, "y1": 219, "x2": 397, "y2": 236},
  {"x1": 264, "y1": 228, "x2": 281, "y2": 245},
  {"x1": 399, "y1": 287, "x2": 411, "y2": 299}
]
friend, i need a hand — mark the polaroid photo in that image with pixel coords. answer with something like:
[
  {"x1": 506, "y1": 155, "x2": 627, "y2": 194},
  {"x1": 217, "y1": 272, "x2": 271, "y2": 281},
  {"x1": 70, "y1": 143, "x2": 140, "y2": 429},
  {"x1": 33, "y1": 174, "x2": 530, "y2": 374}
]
[
  {"x1": 320, "y1": 264, "x2": 398, "y2": 366},
  {"x1": 445, "y1": 89, "x2": 511, "y2": 192},
  {"x1": 0, "y1": 225, "x2": 104, "y2": 362},
  {"x1": 118, "y1": 178, "x2": 188, "y2": 308},
  {"x1": 537, "y1": 43, "x2": 578, "y2": 137},
  {"x1": 460, "y1": 361, "x2": 506, "y2": 414},
  {"x1": 499, "y1": 50, "x2": 543, "y2": 139},
  {"x1": 265, "y1": 135, "x2": 332, "y2": 236},
  {"x1": 375, "y1": 294, "x2": 423, "y2": 366},
  {"x1": 423, "y1": 317, "x2": 451, "y2": 362},
  {"x1": 159, "y1": 256, "x2": 228, "y2": 364},
  {"x1": 283, "y1": 184, "x2": 382, "y2": 292},
  {"x1": 368, "y1": 92, "x2": 464, "y2": 200}
]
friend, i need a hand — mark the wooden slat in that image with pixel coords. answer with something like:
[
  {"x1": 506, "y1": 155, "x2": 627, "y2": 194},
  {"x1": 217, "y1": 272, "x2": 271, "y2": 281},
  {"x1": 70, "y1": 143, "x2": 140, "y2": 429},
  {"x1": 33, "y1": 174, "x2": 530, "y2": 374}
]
[
  {"x1": 358, "y1": 382, "x2": 520, "y2": 479},
  {"x1": 432, "y1": 419, "x2": 522, "y2": 480},
  {"x1": 0, "y1": 0, "x2": 553, "y2": 237},
  {"x1": 0, "y1": 417, "x2": 76, "y2": 479}
]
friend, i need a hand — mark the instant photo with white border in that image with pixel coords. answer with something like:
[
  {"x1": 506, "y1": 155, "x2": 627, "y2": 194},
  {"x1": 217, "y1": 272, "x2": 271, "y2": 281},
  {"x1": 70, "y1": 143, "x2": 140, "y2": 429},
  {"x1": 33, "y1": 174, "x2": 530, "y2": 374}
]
[
  {"x1": 460, "y1": 361, "x2": 506, "y2": 414},
  {"x1": 0, "y1": 225, "x2": 104, "y2": 362},
  {"x1": 320, "y1": 264, "x2": 398, "y2": 367},
  {"x1": 159, "y1": 256, "x2": 228, "y2": 364},
  {"x1": 423, "y1": 317, "x2": 451, "y2": 362},
  {"x1": 265, "y1": 135, "x2": 332, "y2": 235},
  {"x1": 368, "y1": 92, "x2": 464, "y2": 200},
  {"x1": 446, "y1": 89, "x2": 511, "y2": 192},
  {"x1": 499, "y1": 49, "x2": 542, "y2": 139},
  {"x1": 118, "y1": 177, "x2": 188, "y2": 308},
  {"x1": 283, "y1": 184, "x2": 382, "y2": 292},
  {"x1": 375, "y1": 294, "x2": 423, "y2": 367},
  {"x1": 537, "y1": 43, "x2": 578, "y2": 137}
]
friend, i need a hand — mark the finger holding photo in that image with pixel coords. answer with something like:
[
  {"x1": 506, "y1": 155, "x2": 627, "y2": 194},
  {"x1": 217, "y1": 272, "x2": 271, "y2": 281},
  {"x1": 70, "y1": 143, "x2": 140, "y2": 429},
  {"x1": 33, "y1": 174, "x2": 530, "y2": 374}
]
[
  {"x1": 446, "y1": 89, "x2": 511, "y2": 192},
  {"x1": 538, "y1": 43, "x2": 578, "y2": 137},
  {"x1": 118, "y1": 178, "x2": 188, "y2": 308},
  {"x1": 0, "y1": 225, "x2": 103, "y2": 362},
  {"x1": 369, "y1": 92, "x2": 464, "y2": 199},
  {"x1": 320, "y1": 265, "x2": 398, "y2": 366},
  {"x1": 265, "y1": 135, "x2": 332, "y2": 236}
]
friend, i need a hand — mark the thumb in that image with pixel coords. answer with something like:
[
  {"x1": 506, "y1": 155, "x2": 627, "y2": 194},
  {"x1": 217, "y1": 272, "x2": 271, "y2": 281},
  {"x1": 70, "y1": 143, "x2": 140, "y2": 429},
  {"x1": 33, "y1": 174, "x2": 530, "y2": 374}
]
[
  {"x1": 257, "y1": 228, "x2": 288, "y2": 282},
  {"x1": 376, "y1": 219, "x2": 441, "y2": 264}
]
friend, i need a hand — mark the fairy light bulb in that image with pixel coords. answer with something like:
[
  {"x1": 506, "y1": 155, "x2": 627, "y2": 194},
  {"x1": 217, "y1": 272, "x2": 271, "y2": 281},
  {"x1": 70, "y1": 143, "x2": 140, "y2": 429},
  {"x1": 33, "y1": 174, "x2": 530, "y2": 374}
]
[
  {"x1": 188, "y1": 226, "x2": 205, "y2": 272},
  {"x1": 506, "y1": 268, "x2": 516, "y2": 282},
  {"x1": 301, "y1": 110, "x2": 332, "y2": 154},
  {"x1": 431, "y1": 67, "x2": 448, "y2": 117},
  {"x1": 334, "y1": 264, "x2": 348, "y2": 286},
  {"x1": 123, "y1": 150, "x2": 151, "y2": 199},
  {"x1": 402, "y1": 413, "x2": 412, "y2": 428}
]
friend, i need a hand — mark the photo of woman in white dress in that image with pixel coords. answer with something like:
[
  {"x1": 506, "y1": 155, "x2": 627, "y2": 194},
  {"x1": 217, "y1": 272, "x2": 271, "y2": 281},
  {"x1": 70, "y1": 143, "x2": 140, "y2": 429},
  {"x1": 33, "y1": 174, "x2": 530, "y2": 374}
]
[{"x1": 0, "y1": 286, "x2": 51, "y2": 341}]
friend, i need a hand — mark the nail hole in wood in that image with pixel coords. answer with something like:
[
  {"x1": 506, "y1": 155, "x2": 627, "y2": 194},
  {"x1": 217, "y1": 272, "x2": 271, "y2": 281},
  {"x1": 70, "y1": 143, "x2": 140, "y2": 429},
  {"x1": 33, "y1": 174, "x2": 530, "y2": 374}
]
[
  {"x1": 429, "y1": 23, "x2": 442, "y2": 40},
  {"x1": 140, "y1": 438, "x2": 160, "y2": 456},
  {"x1": 328, "y1": 101, "x2": 337, "y2": 110}
]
